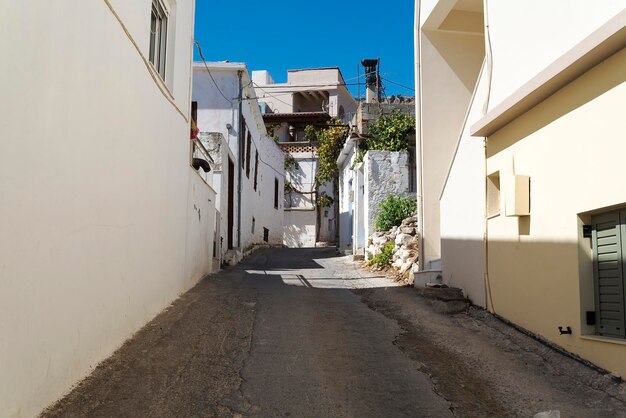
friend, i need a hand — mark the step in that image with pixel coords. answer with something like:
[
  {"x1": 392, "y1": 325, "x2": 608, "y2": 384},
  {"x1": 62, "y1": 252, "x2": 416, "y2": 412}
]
[{"x1": 413, "y1": 269, "x2": 442, "y2": 288}]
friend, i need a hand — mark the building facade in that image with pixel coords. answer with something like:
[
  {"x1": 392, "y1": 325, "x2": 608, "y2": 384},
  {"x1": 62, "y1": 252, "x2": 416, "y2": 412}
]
[
  {"x1": 253, "y1": 68, "x2": 357, "y2": 247},
  {"x1": 192, "y1": 63, "x2": 285, "y2": 262},
  {"x1": 0, "y1": 1, "x2": 217, "y2": 416},
  {"x1": 416, "y1": 0, "x2": 626, "y2": 376}
]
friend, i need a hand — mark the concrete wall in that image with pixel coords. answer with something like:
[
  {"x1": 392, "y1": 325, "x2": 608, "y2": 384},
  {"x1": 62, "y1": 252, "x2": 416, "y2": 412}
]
[
  {"x1": 193, "y1": 65, "x2": 285, "y2": 259},
  {"x1": 485, "y1": 0, "x2": 626, "y2": 110},
  {"x1": 418, "y1": 2, "x2": 485, "y2": 266},
  {"x1": 418, "y1": 0, "x2": 487, "y2": 304},
  {"x1": 0, "y1": 1, "x2": 218, "y2": 416},
  {"x1": 364, "y1": 151, "x2": 413, "y2": 244},
  {"x1": 283, "y1": 152, "x2": 336, "y2": 247},
  {"x1": 439, "y1": 62, "x2": 488, "y2": 306},
  {"x1": 251, "y1": 68, "x2": 357, "y2": 120},
  {"x1": 485, "y1": 47, "x2": 626, "y2": 377}
]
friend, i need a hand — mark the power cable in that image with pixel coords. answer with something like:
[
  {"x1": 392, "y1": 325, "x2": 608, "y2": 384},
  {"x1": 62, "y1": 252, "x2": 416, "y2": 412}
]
[
  {"x1": 193, "y1": 40, "x2": 234, "y2": 104},
  {"x1": 380, "y1": 76, "x2": 415, "y2": 92}
]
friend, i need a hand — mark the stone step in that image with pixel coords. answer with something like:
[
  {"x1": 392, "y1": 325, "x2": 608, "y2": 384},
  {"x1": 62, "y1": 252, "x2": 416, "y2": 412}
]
[
  {"x1": 413, "y1": 269, "x2": 442, "y2": 288},
  {"x1": 414, "y1": 285, "x2": 470, "y2": 314}
]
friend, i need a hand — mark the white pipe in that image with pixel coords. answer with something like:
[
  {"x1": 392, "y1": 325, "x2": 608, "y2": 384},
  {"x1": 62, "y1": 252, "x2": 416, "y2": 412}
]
[{"x1": 414, "y1": 0, "x2": 425, "y2": 271}]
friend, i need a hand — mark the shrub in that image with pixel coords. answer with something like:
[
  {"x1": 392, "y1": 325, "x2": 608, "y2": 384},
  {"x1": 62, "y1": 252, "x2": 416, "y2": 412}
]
[
  {"x1": 366, "y1": 111, "x2": 416, "y2": 152},
  {"x1": 369, "y1": 242, "x2": 395, "y2": 267},
  {"x1": 375, "y1": 195, "x2": 417, "y2": 231}
]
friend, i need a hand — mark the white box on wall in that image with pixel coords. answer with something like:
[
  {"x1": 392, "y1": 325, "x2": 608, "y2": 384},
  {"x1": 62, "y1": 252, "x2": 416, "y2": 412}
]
[{"x1": 506, "y1": 175, "x2": 530, "y2": 216}]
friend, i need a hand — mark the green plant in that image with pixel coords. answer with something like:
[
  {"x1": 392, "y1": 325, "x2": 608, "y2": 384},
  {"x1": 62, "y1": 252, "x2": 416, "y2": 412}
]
[
  {"x1": 369, "y1": 242, "x2": 395, "y2": 267},
  {"x1": 304, "y1": 124, "x2": 317, "y2": 141},
  {"x1": 315, "y1": 120, "x2": 349, "y2": 185},
  {"x1": 316, "y1": 191, "x2": 334, "y2": 208},
  {"x1": 375, "y1": 195, "x2": 417, "y2": 231},
  {"x1": 367, "y1": 111, "x2": 416, "y2": 152}
]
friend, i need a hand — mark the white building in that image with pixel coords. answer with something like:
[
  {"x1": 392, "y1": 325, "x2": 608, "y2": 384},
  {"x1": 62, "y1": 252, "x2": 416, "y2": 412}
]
[
  {"x1": 192, "y1": 63, "x2": 285, "y2": 262},
  {"x1": 337, "y1": 126, "x2": 415, "y2": 257},
  {"x1": 253, "y1": 68, "x2": 357, "y2": 247},
  {"x1": 0, "y1": 1, "x2": 216, "y2": 416}
]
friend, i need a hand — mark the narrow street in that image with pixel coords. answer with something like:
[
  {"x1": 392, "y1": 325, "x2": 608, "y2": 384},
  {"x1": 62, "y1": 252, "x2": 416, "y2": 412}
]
[{"x1": 44, "y1": 248, "x2": 626, "y2": 417}]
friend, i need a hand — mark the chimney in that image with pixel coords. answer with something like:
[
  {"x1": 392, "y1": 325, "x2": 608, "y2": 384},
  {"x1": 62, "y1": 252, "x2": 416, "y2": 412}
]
[{"x1": 361, "y1": 58, "x2": 379, "y2": 103}]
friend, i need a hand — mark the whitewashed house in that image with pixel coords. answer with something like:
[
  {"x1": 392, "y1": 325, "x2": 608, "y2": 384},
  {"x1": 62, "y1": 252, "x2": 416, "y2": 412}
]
[
  {"x1": 252, "y1": 68, "x2": 357, "y2": 247},
  {"x1": 336, "y1": 105, "x2": 416, "y2": 258},
  {"x1": 192, "y1": 62, "x2": 285, "y2": 263},
  {"x1": 0, "y1": 1, "x2": 216, "y2": 416}
]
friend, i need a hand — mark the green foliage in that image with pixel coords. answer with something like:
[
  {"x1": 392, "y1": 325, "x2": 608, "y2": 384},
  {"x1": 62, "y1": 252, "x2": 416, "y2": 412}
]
[
  {"x1": 367, "y1": 111, "x2": 416, "y2": 152},
  {"x1": 314, "y1": 120, "x2": 349, "y2": 185},
  {"x1": 350, "y1": 147, "x2": 365, "y2": 170},
  {"x1": 316, "y1": 191, "x2": 334, "y2": 208},
  {"x1": 304, "y1": 125, "x2": 317, "y2": 141},
  {"x1": 369, "y1": 242, "x2": 395, "y2": 267},
  {"x1": 375, "y1": 195, "x2": 417, "y2": 231}
]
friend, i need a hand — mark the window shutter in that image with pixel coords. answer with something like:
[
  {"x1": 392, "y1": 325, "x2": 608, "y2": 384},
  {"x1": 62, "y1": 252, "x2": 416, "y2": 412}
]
[{"x1": 592, "y1": 210, "x2": 626, "y2": 338}]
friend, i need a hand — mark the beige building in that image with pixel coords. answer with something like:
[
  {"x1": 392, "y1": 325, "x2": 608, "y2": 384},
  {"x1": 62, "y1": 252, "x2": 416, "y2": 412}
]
[
  {"x1": 416, "y1": 0, "x2": 626, "y2": 376},
  {"x1": 0, "y1": 1, "x2": 215, "y2": 416}
]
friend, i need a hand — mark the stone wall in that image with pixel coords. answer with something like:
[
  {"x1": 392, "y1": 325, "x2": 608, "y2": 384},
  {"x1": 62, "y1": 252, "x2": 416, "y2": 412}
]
[{"x1": 364, "y1": 150, "x2": 414, "y2": 241}]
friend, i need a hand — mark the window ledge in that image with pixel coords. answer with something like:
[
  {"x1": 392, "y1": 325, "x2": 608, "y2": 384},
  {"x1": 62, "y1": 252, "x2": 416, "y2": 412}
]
[
  {"x1": 580, "y1": 334, "x2": 626, "y2": 346},
  {"x1": 471, "y1": 10, "x2": 626, "y2": 137}
]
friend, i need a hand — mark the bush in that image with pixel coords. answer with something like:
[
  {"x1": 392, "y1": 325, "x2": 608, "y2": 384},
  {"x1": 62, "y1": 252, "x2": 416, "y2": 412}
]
[
  {"x1": 375, "y1": 195, "x2": 417, "y2": 231},
  {"x1": 366, "y1": 111, "x2": 416, "y2": 152},
  {"x1": 369, "y1": 242, "x2": 395, "y2": 267}
]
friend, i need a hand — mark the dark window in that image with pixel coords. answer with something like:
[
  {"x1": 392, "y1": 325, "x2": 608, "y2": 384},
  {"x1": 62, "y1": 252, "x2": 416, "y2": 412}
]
[
  {"x1": 253, "y1": 151, "x2": 259, "y2": 191},
  {"x1": 191, "y1": 101, "x2": 198, "y2": 123},
  {"x1": 263, "y1": 227, "x2": 269, "y2": 242},
  {"x1": 274, "y1": 178, "x2": 279, "y2": 209},
  {"x1": 246, "y1": 131, "x2": 252, "y2": 178},
  {"x1": 241, "y1": 123, "x2": 246, "y2": 167}
]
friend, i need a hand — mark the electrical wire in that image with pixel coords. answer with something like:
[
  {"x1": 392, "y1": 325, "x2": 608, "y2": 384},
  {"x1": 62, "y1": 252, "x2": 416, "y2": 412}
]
[
  {"x1": 379, "y1": 76, "x2": 415, "y2": 92},
  {"x1": 193, "y1": 40, "x2": 234, "y2": 104},
  {"x1": 251, "y1": 82, "x2": 295, "y2": 107}
]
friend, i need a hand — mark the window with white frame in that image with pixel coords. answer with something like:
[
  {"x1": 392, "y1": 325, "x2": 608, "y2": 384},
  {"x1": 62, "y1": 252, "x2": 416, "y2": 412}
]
[{"x1": 149, "y1": 0, "x2": 168, "y2": 80}]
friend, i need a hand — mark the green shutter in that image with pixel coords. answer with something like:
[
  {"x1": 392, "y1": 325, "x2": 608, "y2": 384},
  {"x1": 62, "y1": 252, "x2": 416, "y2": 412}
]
[{"x1": 592, "y1": 210, "x2": 626, "y2": 338}]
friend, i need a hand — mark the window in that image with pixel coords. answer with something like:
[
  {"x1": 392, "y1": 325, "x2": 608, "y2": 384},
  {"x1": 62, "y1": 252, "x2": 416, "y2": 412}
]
[
  {"x1": 486, "y1": 171, "x2": 500, "y2": 218},
  {"x1": 246, "y1": 131, "x2": 252, "y2": 178},
  {"x1": 241, "y1": 123, "x2": 246, "y2": 167},
  {"x1": 149, "y1": 0, "x2": 168, "y2": 80},
  {"x1": 263, "y1": 227, "x2": 269, "y2": 242},
  {"x1": 274, "y1": 178, "x2": 279, "y2": 209},
  {"x1": 253, "y1": 151, "x2": 259, "y2": 191},
  {"x1": 591, "y1": 209, "x2": 626, "y2": 338}
]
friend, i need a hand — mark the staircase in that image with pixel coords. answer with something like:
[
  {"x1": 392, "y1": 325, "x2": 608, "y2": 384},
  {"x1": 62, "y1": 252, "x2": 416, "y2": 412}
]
[{"x1": 413, "y1": 259, "x2": 442, "y2": 288}]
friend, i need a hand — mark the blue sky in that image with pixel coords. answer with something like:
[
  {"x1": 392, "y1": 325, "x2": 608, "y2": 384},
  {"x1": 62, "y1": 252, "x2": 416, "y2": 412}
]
[{"x1": 193, "y1": 0, "x2": 415, "y2": 98}]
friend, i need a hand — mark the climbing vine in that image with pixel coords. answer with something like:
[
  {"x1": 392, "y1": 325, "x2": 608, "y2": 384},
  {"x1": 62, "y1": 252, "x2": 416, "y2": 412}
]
[{"x1": 314, "y1": 120, "x2": 349, "y2": 185}]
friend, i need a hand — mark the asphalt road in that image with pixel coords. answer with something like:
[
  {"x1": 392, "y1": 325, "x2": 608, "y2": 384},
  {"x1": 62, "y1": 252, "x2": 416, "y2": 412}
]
[
  {"x1": 43, "y1": 248, "x2": 626, "y2": 417},
  {"x1": 43, "y1": 248, "x2": 451, "y2": 417}
]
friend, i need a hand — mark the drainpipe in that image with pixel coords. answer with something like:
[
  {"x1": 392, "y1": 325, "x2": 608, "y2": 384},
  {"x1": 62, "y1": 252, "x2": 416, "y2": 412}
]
[
  {"x1": 237, "y1": 70, "x2": 243, "y2": 250},
  {"x1": 414, "y1": 0, "x2": 425, "y2": 271}
]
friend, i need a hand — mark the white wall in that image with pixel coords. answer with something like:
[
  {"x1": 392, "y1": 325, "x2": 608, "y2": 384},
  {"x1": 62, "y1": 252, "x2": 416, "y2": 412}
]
[
  {"x1": 193, "y1": 65, "x2": 285, "y2": 257},
  {"x1": 485, "y1": 1, "x2": 625, "y2": 109},
  {"x1": 284, "y1": 154, "x2": 318, "y2": 247},
  {"x1": 0, "y1": 1, "x2": 217, "y2": 416},
  {"x1": 439, "y1": 62, "x2": 488, "y2": 306}
]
